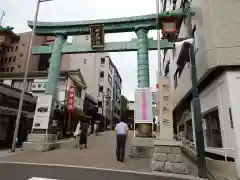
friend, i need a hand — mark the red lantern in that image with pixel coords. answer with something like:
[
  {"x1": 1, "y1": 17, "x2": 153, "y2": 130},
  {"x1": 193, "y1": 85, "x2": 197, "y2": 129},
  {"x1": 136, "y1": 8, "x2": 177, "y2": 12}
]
[
  {"x1": 67, "y1": 85, "x2": 75, "y2": 112},
  {"x1": 162, "y1": 22, "x2": 177, "y2": 33}
]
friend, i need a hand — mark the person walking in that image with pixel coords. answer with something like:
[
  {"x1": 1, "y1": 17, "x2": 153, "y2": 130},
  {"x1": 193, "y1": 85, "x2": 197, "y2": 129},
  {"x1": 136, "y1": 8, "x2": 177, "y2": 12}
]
[
  {"x1": 115, "y1": 119, "x2": 128, "y2": 162},
  {"x1": 79, "y1": 119, "x2": 88, "y2": 149},
  {"x1": 74, "y1": 121, "x2": 81, "y2": 148},
  {"x1": 94, "y1": 123, "x2": 98, "y2": 136}
]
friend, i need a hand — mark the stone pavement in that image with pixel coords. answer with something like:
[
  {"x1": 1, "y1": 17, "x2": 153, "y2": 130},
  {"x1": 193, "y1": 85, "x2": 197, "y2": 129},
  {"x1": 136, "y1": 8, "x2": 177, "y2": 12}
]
[
  {"x1": 0, "y1": 148, "x2": 21, "y2": 158},
  {"x1": 0, "y1": 131, "x2": 151, "y2": 172}
]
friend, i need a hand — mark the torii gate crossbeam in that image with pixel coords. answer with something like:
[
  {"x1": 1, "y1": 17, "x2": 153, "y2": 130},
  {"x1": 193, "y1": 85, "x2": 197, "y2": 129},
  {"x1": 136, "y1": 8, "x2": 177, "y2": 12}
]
[{"x1": 28, "y1": 8, "x2": 184, "y2": 102}]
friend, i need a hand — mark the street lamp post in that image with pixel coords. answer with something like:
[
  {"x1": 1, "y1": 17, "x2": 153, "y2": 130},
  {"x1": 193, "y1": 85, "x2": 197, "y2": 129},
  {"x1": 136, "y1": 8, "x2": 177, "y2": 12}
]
[
  {"x1": 185, "y1": 1, "x2": 207, "y2": 177},
  {"x1": 11, "y1": 0, "x2": 53, "y2": 152},
  {"x1": 163, "y1": 1, "x2": 206, "y2": 177},
  {"x1": 159, "y1": 1, "x2": 207, "y2": 177}
]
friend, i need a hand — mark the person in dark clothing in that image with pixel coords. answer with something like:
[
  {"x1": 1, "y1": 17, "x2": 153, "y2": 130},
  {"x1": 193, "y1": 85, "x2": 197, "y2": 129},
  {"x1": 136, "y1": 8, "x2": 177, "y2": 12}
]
[
  {"x1": 115, "y1": 119, "x2": 128, "y2": 162},
  {"x1": 79, "y1": 119, "x2": 89, "y2": 149}
]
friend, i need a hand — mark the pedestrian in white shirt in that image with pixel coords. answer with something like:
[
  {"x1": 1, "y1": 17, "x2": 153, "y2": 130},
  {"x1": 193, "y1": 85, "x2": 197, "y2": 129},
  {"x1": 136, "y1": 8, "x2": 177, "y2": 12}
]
[
  {"x1": 115, "y1": 119, "x2": 128, "y2": 162},
  {"x1": 74, "y1": 121, "x2": 81, "y2": 147}
]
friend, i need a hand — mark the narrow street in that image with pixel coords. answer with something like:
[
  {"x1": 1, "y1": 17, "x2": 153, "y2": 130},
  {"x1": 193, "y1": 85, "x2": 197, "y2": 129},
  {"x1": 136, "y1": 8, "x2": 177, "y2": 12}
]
[
  {"x1": 0, "y1": 131, "x2": 150, "y2": 171},
  {"x1": 0, "y1": 131, "x2": 198, "y2": 180}
]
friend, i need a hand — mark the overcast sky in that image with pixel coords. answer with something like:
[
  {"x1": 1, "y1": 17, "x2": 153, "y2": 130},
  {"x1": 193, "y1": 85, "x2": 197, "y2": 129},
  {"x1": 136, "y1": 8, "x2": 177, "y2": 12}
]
[{"x1": 1, "y1": 0, "x2": 159, "y2": 101}]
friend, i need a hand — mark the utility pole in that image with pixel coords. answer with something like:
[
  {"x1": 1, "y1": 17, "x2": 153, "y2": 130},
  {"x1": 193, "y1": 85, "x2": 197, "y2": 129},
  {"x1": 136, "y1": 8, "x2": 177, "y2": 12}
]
[
  {"x1": 11, "y1": 0, "x2": 54, "y2": 153},
  {"x1": 185, "y1": 1, "x2": 207, "y2": 178}
]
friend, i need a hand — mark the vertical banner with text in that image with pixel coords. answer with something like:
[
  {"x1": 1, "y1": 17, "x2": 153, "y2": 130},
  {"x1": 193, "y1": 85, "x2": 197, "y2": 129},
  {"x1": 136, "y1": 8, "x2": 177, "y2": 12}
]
[
  {"x1": 90, "y1": 24, "x2": 105, "y2": 49},
  {"x1": 134, "y1": 88, "x2": 153, "y2": 123},
  {"x1": 67, "y1": 85, "x2": 75, "y2": 112}
]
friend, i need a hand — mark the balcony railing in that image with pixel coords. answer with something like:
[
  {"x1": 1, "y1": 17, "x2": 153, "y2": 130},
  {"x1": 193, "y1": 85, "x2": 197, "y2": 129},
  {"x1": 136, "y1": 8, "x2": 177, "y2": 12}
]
[{"x1": 173, "y1": 134, "x2": 235, "y2": 163}]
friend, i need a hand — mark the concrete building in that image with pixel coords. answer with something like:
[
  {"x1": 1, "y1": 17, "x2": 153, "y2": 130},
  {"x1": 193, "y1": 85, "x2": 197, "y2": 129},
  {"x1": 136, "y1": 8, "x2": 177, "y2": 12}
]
[
  {"x1": 0, "y1": 30, "x2": 71, "y2": 73},
  {"x1": 71, "y1": 35, "x2": 122, "y2": 126},
  {"x1": 161, "y1": 0, "x2": 240, "y2": 178}
]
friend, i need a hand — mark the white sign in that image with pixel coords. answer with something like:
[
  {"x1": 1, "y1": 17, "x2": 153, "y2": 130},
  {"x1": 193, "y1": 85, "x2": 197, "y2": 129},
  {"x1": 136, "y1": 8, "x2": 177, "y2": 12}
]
[
  {"x1": 32, "y1": 94, "x2": 53, "y2": 130},
  {"x1": 31, "y1": 82, "x2": 47, "y2": 91},
  {"x1": 134, "y1": 88, "x2": 153, "y2": 123}
]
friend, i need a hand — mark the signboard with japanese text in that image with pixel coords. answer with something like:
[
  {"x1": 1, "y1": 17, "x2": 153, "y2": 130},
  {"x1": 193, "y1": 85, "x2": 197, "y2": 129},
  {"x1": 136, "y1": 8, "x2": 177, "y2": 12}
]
[
  {"x1": 67, "y1": 85, "x2": 75, "y2": 112},
  {"x1": 32, "y1": 94, "x2": 53, "y2": 130},
  {"x1": 90, "y1": 24, "x2": 105, "y2": 49},
  {"x1": 134, "y1": 88, "x2": 153, "y2": 123},
  {"x1": 159, "y1": 76, "x2": 173, "y2": 139}
]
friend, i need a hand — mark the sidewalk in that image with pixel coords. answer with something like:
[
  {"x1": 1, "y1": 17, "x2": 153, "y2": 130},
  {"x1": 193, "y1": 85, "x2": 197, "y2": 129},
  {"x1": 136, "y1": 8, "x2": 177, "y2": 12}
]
[
  {"x1": 0, "y1": 131, "x2": 151, "y2": 172},
  {"x1": 0, "y1": 148, "x2": 21, "y2": 158}
]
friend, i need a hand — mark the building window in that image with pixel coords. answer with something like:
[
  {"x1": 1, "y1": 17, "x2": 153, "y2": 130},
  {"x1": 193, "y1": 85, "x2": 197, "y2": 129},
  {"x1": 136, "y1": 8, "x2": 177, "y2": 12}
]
[
  {"x1": 11, "y1": 46, "x2": 14, "y2": 52},
  {"x1": 98, "y1": 101, "x2": 102, "y2": 107},
  {"x1": 15, "y1": 46, "x2": 18, "y2": 51},
  {"x1": 107, "y1": 88, "x2": 111, "y2": 96},
  {"x1": 116, "y1": 97, "x2": 120, "y2": 104},
  {"x1": 10, "y1": 67, "x2": 14, "y2": 72},
  {"x1": 99, "y1": 86, "x2": 103, "y2": 92},
  {"x1": 105, "y1": 99, "x2": 109, "y2": 106},
  {"x1": 109, "y1": 61, "x2": 113, "y2": 73},
  {"x1": 84, "y1": 58, "x2": 87, "y2": 64},
  {"x1": 75, "y1": 87, "x2": 82, "y2": 97},
  {"x1": 18, "y1": 65, "x2": 20, "y2": 68},
  {"x1": 202, "y1": 109, "x2": 223, "y2": 148},
  {"x1": 101, "y1": 57, "x2": 105, "y2": 64},
  {"x1": 22, "y1": 43, "x2": 25, "y2": 46},
  {"x1": 6, "y1": 68, "x2": 9, "y2": 72},
  {"x1": 174, "y1": 71, "x2": 178, "y2": 89},
  {"x1": 20, "y1": 54, "x2": 23, "y2": 57},
  {"x1": 9, "y1": 57, "x2": 12, "y2": 62},
  {"x1": 13, "y1": 56, "x2": 16, "y2": 62},
  {"x1": 108, "y1": 74, "x2": 112, "y2": 85},
  {"x1": 86, "y1": 36, "x2": 89, "y2": 40},
  {"x1": 100, "y1": 71, "x2": 104, "y2": 78}
]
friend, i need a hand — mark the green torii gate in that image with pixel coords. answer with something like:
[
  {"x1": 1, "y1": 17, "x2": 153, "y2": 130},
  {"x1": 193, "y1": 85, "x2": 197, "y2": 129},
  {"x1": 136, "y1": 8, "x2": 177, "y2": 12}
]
[{"x1": 29, "y1": 8, "x2": 184, "y2": 101}]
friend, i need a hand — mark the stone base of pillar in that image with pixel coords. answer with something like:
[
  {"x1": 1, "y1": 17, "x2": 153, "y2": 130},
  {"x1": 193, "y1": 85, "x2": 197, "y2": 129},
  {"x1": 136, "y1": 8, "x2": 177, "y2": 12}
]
[
  {"x1": 130, "y1": 138, "x2": 154, "y2": 158},
  {"x1": 22, "y1": 134, "x2": 58, "y2": 152},
  {"x1": 152, "y1": 138, "x2": 190, "y2": 175}
]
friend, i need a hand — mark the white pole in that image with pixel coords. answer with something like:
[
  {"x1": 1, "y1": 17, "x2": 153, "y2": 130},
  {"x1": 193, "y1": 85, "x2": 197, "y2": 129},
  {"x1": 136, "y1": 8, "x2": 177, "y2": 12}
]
[{"x1": 11, "y1": 0, "x2": 41, "y2": 152}]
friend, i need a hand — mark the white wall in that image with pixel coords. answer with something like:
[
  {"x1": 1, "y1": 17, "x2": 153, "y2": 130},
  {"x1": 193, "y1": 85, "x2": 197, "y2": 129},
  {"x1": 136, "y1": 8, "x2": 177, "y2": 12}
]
[
  {"x1": 226, "y1": 71, "x2": 240, "y2": 177},
  {"x1": 72, "y1": 35, "x2": 119, "y2": 118},
  {"x1": 199, "y1": 72, "x2": 235, "y2": 149}
]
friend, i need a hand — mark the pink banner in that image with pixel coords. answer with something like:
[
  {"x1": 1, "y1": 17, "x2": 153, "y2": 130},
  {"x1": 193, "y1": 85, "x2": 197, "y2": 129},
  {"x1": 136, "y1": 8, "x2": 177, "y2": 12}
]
[{"x1": 141, "y1": 92, "x2": 147, "y2": 120}]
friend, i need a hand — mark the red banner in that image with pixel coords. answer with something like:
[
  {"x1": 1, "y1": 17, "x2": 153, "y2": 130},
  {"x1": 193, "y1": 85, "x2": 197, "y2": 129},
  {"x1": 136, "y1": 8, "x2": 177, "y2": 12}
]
[{"x1": 67, "y1": 85, "x2": 75, "y2": 112}]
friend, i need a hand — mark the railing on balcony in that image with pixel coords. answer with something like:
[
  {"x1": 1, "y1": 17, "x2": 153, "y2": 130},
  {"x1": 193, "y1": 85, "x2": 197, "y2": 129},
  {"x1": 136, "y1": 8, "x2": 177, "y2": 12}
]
[{"x1": 173, "y1": 134, "x2": 235, "y2": 163}]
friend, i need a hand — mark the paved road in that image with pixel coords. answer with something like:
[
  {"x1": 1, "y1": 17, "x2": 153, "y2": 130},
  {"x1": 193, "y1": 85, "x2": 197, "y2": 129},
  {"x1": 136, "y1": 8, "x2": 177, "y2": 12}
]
[
  {"x1": 0, "y1": 131, "x2": 150, "y2": 172},
  {"x1": 0, "y1": 163, "x2": 194, "y2": 180}
]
